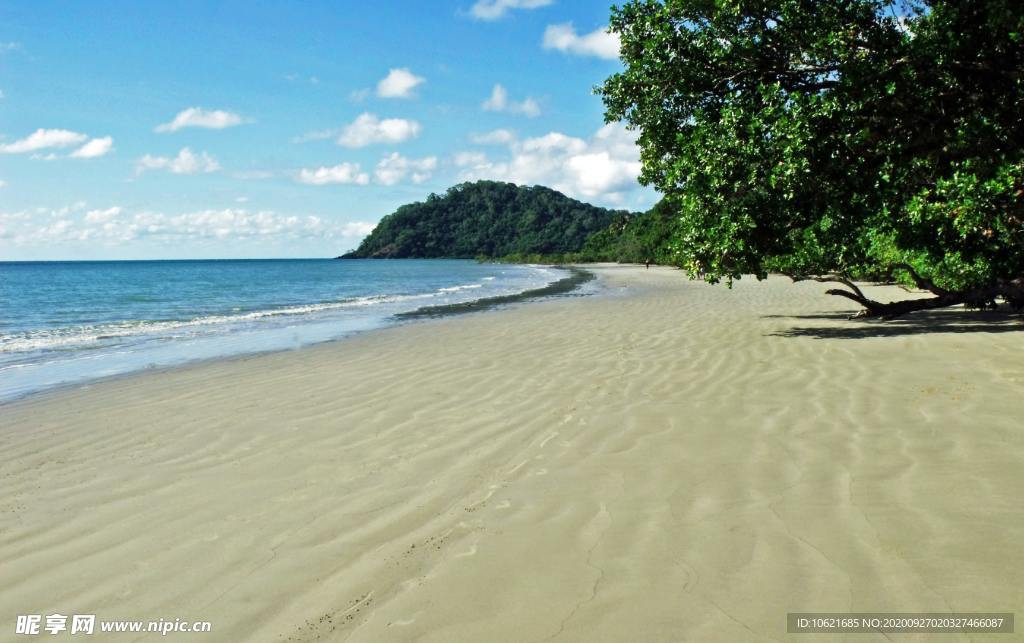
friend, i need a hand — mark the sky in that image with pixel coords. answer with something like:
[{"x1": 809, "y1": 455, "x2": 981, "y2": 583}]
[{"x1": 0, "y1": 0, "x2": 657, "y2": 260}]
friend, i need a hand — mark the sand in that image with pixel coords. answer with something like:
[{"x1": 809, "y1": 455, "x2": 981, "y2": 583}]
[{"x1": 2, "y1": 266, "x2": 1022, "y2": 641}]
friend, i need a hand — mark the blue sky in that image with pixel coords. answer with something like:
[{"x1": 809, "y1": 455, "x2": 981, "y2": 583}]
[{"x1": 0, "y1": 0, "x2": 655, "y2": 260}]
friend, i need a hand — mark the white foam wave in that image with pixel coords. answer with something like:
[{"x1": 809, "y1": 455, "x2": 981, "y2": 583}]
[
  {"x1": 0, "y1": 284, "x2": 488, "y2": 355},
  {"x1": 437, "y1": 283, "x2": 483, "y2": 293}
]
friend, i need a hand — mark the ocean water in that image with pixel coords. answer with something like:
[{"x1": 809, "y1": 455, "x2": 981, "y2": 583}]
[{"x1": 0, "y1": 259, "x2": 563, "y2": 403}]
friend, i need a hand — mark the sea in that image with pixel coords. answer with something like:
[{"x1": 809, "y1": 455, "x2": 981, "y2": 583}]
[{"x1": 0, "y1": 259, "x2": 569, "y2": 403}]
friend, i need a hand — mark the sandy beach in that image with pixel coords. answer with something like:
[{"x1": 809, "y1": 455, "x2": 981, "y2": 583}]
[{"x1": 2, "y1": 265, "x2": 1022, "y2": 641}]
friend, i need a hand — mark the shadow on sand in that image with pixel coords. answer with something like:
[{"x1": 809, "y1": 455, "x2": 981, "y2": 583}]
[{"x1": 766, "y1": 308, "x2": 1024, "y2": 339}]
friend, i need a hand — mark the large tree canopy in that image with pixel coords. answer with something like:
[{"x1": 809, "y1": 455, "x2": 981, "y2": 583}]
[{"x1": 599, "y1": 0, "x2": 1024, "y2": 316}]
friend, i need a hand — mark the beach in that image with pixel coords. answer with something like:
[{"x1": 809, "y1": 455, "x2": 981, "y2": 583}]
[{"x1": 2, "y1": 265, "x2": 1022, "y2": 641}]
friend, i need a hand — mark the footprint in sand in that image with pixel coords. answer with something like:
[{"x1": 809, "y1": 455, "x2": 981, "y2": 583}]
[
  {"x1": 496, "y1": 500, "x2": 511, "y2": 510},
  {"x1": 533, "y1": 468, "x2": 548, "y2": 476}
]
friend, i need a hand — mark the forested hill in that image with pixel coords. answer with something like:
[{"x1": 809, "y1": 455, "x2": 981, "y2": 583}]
[{"x1": 339, "y1": 181, "x2": 629, "y2": 259}]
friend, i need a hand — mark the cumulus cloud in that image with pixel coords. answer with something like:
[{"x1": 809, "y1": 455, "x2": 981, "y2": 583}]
[
  {"x1": 481, "y1": 84, "x2": 540, "y2": 117},
  {"x1": 136, "y1": 148, "x2": 220, "y2": 175},
  {"x1": 454, "y1": 122, "x2": 643, "y2": 204},
  {"x1": 337, "y1": 113, "x2": 421, "y2": 148},
  {"x1": 542, "y1": 23, "x2": 620, "y2": 59},
  {"x1": 296, "y1": 162, "x2": 370, "y2": 186},
  {"x1": 155, "y1": 107, "x2": 244, "y2": 133},
  {"x1": 374, "y1": 153, "x2": 438, "y2": 186},
  {"x1": 470, "y1": 128, "x2": 516, "y2": 145},
  {"x1": 69, "y1": 136, "x2": 114, "y2": 159},
  {"x1": 470, "y1": 0, "x2": 552, "y2": 20},
  {"x1": 0, "y1": 206, "x2": 376, "y2": 246},
  {"x1": 376, "y1": 68, "x2": 425, "y2": 98},
  {"x1": 0, "y1": 129, "x2": 88, "y2": 154}
]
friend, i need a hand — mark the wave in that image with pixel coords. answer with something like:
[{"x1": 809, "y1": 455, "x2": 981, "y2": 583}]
[
  {"x1": 437, "y1": 283, "x2": 483, "y2": 293},
  {"x1": 0, "y1": 282, "x2": 502, "y2": 355}
]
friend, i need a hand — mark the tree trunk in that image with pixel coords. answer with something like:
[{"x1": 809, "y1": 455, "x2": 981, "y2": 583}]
[
  {"x1": 825, "y1": 287, "x2": 982, "y2": 319},
  {"x1": 789, "y1": 273, "x2": 1024, "y2": 319}
]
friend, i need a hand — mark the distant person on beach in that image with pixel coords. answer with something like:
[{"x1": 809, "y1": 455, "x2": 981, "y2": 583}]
[{"x1": 645, "y1": 258, "x2": 651, "y2": 269}]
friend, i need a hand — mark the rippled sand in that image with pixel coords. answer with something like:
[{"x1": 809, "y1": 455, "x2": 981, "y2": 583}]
[{"x1": 2, "y1": 266, "x2": 1022, "y2": 641}]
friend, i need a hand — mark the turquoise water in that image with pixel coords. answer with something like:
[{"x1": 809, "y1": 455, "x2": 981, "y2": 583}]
[{"x1": 0, "y1": 259, "x2": 562, "y2": 402}]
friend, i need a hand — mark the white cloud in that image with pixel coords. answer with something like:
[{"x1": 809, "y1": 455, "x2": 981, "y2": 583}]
[
  {"x1": 454, "y1": 151, "x2": 489, "y2": 167},
  {"x1": 297, "y1": 163, "x2": 370, "y2": 186},
  {"x1": 374, "y1": 153, "x2": 438, "y2": 186},
  {"x1": 0, "y1": 42, "x2": 18, "y2": 52},
  {"x1": 0, "y1": 129, "x2": 88, "y2": 154},
  {"x1": 470, "y1": 128, "x2": 516, "y2": 145},
  {"x1": 69, "y1": 136, "x2": 114, "y2": 159},
  {"x1": 470, "y1": 0, "x2": 552, "y2": 20},
  {"x1": 376, "y1": 68, "x2": 425, "y2": 98},
  {"x1": 84, "y1": 206, "x2": 124, "y2": 224},
  {"x1": 337, "y1": 113, "x2": 421, "y2": 148},
  {"x1": 481, "y1": 84, "x2": 540, "y2": 117},
  {"x1": 339, "y1": 221, "x2": 378, "y2": 238},
  {"x1": 155, "y1": 107, "x2": 244, "y2": 133},
  {"x1": 542, "y1": 23, "x2": 620, "y2": 59},
  {"x1": 455, "y1": 122, "x2": 643, "y2": 204},
  {"x1": 0, "y1": 130, "x2": 112, "y2": 160},
  {"x1": 0, "y1": 179, "x2": 6, "y2": 188},
  {"x1": 136, "y1": 148, "x2": 220, "y2": 175},
  {"x1": 0, "y1": 206, "x2": 376, "y2": 246}
]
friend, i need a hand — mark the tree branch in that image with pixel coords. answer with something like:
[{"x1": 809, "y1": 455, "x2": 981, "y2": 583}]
[
  {"x1": 786, "y1": 272, "x2": 869, "y2": 301},
  {"x1": 888, "y1": 263, "x2": 949, "y2": 296}
]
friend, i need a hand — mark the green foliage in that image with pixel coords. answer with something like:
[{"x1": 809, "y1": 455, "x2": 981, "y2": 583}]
[
  {"x1": 488, "y1": 251, "x2": 587, "y2": 265},
  {"x1": 599, "y1": 0, "x2": 1024, "y2": 297},
  {"x1": 579, "y1": 197, "x2": 680, "y2": 263},
  {"x1": 342, "y1": 181, "x2": 628, "y2": 259}
]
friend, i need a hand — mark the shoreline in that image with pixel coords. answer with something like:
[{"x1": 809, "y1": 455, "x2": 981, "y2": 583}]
[
  {"x1": 2, "y1": 266, "x2": 1022, "y2": 641},
  {"x1": 0, "y1": 263, "x2": 591, "y2": 408},
  {"x1": 396, "y1": 266, "x2": 595, "y2": 319}
]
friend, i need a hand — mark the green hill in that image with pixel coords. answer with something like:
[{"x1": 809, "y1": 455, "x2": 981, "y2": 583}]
[{"x1": 339, "y1": 181, "x2": 629, "y2": 259}]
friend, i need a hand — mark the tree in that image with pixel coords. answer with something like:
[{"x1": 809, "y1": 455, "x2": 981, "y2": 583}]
[
  {"x1": 581, "y1": 197, "x2": 679, "y2": 263},
  {"x1": 599, "y1": 0, "x2": 1024, "y2": 317}
]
